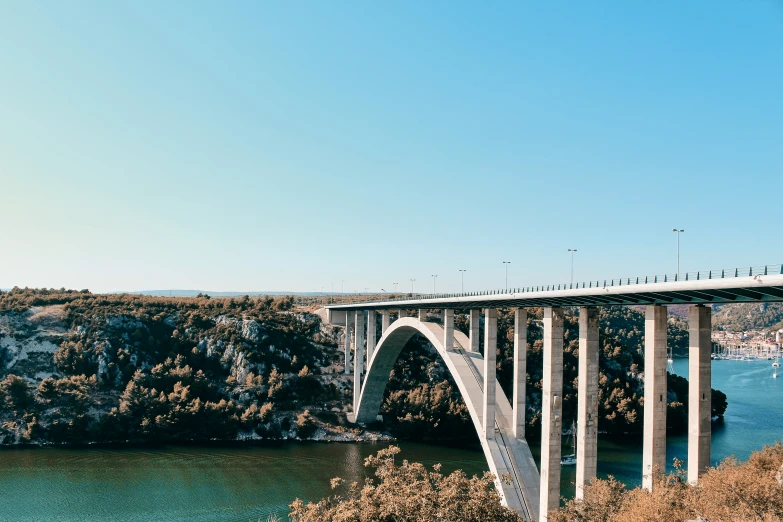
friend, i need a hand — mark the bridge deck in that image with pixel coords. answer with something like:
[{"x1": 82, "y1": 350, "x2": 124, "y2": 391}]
[{"x1": 326, "y1": 271, "x2": 783, "y2": 311}]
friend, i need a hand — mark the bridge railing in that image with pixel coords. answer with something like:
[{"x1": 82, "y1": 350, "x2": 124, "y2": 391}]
[{"x1": 368, "y1": 263, "x2": 783, "y2": 304}]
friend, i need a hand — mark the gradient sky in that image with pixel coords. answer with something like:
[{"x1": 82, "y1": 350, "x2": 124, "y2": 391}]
[{"x1": 1, "y1": 1, "x2": 782, "y2": 294}]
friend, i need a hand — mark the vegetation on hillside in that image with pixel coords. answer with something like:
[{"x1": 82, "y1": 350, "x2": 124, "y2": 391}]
[
  {"x1": 712, "y1": 302, "x2": 783, "y2": 333},
  {"x1": 0, "y1": 288, "x2": 350, "y2": 444}
]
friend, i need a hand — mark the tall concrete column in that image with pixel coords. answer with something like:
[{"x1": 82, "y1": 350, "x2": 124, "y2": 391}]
[
  {"x1": 688, "y1": 304, "x2": 711, "y2": 484},
  {"x1": 483, "y1": 308, "x2": 497, "y2": 440},
  {"x1": 344, "y1": 312, "x2": 354, "y2": 375},
  {"x1": 418, "y1": 309, "x2": 427, "y2": 321},
  {"x1": 513, "y1": 308, "x2": 527, "y2": 438},
  {"x1": 643, "y1": 305, "x2": 668, "y2": 491},
  {"x1": 443, "y1": 309, "x2": 454, "y2": 351},
  {"x1": 353, "y1": 311, "x2": 365, "y2": 410},
  {"x1": 469, "y1": 309, "x2": 480, "y2": 352},
  {"x1": 576, "y1": 306, "x2": 600, "y2": 500},
  {"x1": 398, "y1": 309, "x2": 406, "y2": 321},
  {"x1": 366, "y1": 310, "x2": 376, "y2": 369},
  {"x1": 540, "y1": 306, "x2": 564, "y2": 522},
  {"x1": 381, "y1": 310, "x2": 390, "y2": 334}
]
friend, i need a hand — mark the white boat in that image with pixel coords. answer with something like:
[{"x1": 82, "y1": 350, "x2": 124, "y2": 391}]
[
  {"x1": 561, "y1": 454, "x2": 577, "y2": 466},
  {"x1": 561, "y1": 421, "x2": 577, "y2": 466}
]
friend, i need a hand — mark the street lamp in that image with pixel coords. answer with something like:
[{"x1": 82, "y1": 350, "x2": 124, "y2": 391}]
[
  {"x1": 459, "y1": 270, "x2": 466, "y2": 293},
  {"x1": 393, "y1": 282, "x2": 398, "y2": 293},
  {"x1": 672, "y1": 229, "x2": 685, "y2": 275},
  {"x1": 568, "y1": 249, "x2": 577, "y2": 284},
  {"x1": 431, "y1": 274, "x2": 438, "y2": 294},
  {"x1": 410, "y1": 279, "x2": 416, "y2": 294},
  {"x1": 502, "y1": 261, "x2": 511, "y2": 291}
]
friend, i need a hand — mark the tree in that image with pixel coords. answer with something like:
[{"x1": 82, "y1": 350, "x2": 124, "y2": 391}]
[
  {"x1": 0, "y1": 375, "x2": 33, "y2": 412},
  {"x1": 289, "y1": 445, "x2": 521, "y2": 522}
]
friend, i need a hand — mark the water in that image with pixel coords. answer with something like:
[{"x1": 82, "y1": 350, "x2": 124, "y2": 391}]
[
  {"x1": 555, "y1": 358, "x2": 783, "y2": 498},
  {"x1": 0, "y1": 442, "x2": 487, "y2": 522},
  {"x1": 1, "y1": 359, "x2": 780, "y2": 521}
]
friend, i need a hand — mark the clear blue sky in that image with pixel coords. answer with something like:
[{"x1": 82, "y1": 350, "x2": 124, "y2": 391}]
[{"x1": 1, "y1": 1, "x2": 781, "y2": 294}]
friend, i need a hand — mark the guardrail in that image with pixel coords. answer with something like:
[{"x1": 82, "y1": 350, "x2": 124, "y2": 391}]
[{"x1": 352, "y1": 263, "x2": 783, "y2": 305}]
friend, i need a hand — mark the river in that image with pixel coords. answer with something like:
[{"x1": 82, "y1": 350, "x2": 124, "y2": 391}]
[{"x1": 1, "y1": 359, "x2": 781, "y2": 521}]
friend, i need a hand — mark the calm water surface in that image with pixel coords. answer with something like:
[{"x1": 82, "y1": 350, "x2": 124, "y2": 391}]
[{"x1": 1, "y1": 359, "x2": 781, "y2": 521}]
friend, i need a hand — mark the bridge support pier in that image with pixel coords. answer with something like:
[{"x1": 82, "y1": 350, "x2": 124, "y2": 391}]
[
  {"x1": 418, "y1": 309, "x2": 427, "y2": 321},
  {"x1": 688, "y1": 304, "x2": 711, "y2": 484},
  {"x1": 353, "y1": 311, "x2": 365, "y2": 410},
  {"x1": 381, "y1": 310, "x2": 390, "y2": 334},
  {"x1": 443, "y1": 309, "x2": 454, "y2": 351},
  {"x1": 367, "y1": 310, "x2": 376, "y2": 368},
  {"x1": 513, "y1": 308, "x2": 527, "y2": 438},
  {"x1": 398, "y1": 309, "x2": 406, "y2": 321},
  {"x1": 643, "y1": 305, "x2": 668, "y2": 491},
  {"x1": 576, "y1": 306, "x2": 599, "y2": 500},
  {"x1": 344, "y1": 312, "x2": 353, "y2": 374},
  {"x1": 483, "y1": 308, "x2": 497, "y2": 440},
  {"x1": 540, "y1": 307, "x2": 564, "y2": 521},
  {"x1": 469, "y1": 309, "x2": 480, "y2": 352}
]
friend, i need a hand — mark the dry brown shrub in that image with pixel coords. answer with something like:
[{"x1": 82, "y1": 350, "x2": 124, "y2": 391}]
[
  {"x1": 551, "y1": 442, "x2": 783, "y2": 522},
  {"x1": 687, "y1": 442, "x2": 783, "y2": 522},
  {"x1": 289, "y1": 445, "x2": 521, "y2": 521}
]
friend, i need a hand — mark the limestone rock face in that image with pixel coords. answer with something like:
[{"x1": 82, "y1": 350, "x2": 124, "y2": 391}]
[
  {"x1": 241, "y1": 320, "x2": 262, "y2": 342},
  {"x1": 0, "y1": 307, "x2": 66, "y2": 381}
]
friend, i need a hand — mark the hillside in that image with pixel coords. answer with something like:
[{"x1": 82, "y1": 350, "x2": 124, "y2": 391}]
[
  {"x1": 0, "y1": 289, "x2": 726, "y2": 446},
  {"x1": 711, "y1": 302, "x2": 783, "y2": 332},
  {"x1": 0, "y1": 289, "x2": 382, "y2": 444}
]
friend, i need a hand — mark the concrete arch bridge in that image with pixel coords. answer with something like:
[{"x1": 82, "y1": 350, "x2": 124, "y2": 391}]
[{"x1": 324, "y1": 265, "x2": 783, "y2": 521}]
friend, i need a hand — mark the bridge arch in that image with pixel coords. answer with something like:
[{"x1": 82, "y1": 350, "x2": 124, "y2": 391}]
[{"x1": 352, "y1": 317, "x2": 540, "y2": 520}]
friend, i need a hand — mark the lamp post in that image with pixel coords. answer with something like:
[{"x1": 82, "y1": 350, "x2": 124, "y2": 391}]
[
  {"x1": 393, "y1": 282, "x2": 398, "y2": 293},
  {"x1": 459, "y1": 269, "x2": 466, "y2": 293},
  {"x1": 431, "y1": 274, "x2": 438, "y2": 294},
  {"x1": 568, "y1": 249, "x2": 577, "y2": 284},
  {"x1": 503, "y1": 261, "x2": 511, "y2": 291},
  {"x1": 410, "y1": 279, "x2": 416, "y2": 294},
  {"x1": 672, "y1": 229, "x2": 685, "y2": 275}
]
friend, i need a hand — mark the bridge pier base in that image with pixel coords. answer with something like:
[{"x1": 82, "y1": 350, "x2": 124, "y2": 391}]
[
  {"x1": 643, "y1": 305, "x2": 668, "y2": 491},
  {"x1": 576, "y1": 306, "x2": 599, "y2": 499},
  {"x1": 513, "y1": 308, "x2": 527, "y2": 438},
  {"x1": 353, "y1": 311, "x2": 365, "y2": 410},
  {"x1": 483, "y1": 308, "x2": 497, "y2": 440},
  {"x1": 469, "y1": 309, "x2": 480, "y2": 352},
  {"x1": 540, "y1": 307, "x2": 564, "y2": 521},
  {"x1": 367, "y1": 310, "x2": 376, "y2": 367},
  {"x1": 688, "y1": 304, "x2": 711, "y2": 484}
]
